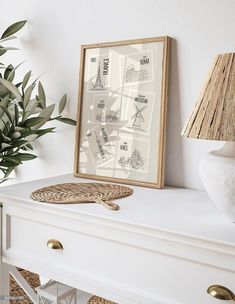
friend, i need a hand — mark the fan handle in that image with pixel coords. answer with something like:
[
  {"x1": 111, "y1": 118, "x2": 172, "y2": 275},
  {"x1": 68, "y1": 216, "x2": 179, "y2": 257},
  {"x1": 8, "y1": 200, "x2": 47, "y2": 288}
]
[{"x1": 95, "y1": 200, "x2": 120, "y2": 211}]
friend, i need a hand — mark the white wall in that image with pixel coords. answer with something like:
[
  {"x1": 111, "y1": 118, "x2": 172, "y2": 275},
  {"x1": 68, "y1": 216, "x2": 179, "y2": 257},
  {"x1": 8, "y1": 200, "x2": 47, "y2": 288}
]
[{"x1": 1, "y1": 0, "x2": 235, "y2": 189}]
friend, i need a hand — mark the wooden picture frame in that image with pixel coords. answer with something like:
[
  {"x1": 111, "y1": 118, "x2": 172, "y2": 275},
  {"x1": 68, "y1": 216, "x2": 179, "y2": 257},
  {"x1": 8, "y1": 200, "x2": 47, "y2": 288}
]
[{"x1": 74, "y1": 36, "x2": 170, "y2": 188}]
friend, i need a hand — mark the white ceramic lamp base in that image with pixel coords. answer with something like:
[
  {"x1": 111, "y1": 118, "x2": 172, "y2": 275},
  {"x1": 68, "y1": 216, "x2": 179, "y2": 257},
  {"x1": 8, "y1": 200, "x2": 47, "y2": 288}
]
[{"x1": 199, "y1": 142, "x2": 235, "y2": 223}]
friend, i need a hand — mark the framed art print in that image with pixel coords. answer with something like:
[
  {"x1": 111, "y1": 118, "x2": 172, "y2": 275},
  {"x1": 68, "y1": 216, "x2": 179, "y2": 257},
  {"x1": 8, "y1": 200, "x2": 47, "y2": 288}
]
[{"x1": 74, "y1": 36, "x2": 170, "y2": 188}]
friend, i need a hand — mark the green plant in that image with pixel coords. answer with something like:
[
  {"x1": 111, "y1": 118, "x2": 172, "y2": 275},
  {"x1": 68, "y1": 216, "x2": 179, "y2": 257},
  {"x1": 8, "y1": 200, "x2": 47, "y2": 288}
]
[{"x1": 0, "y1": 21, "x2": 76, "y2": 182}]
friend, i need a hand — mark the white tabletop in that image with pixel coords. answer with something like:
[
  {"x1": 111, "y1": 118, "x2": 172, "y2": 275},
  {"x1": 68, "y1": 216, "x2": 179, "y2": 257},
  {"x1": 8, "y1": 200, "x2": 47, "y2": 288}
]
[{"x1": 0, "y1": 174, "x2": 234, "y2": 244}]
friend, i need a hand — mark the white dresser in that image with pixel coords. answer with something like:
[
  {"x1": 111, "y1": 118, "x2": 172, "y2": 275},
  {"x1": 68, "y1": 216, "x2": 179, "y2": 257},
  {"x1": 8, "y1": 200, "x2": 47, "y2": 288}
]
[{"x1": 0, "y1": 174, "x2": 234, "y2": 304}]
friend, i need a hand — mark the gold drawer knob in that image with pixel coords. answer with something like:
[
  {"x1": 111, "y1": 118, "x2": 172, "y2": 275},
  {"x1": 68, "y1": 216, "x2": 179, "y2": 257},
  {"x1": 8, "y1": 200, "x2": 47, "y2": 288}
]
[
  {"x1": 47, "y1": 239, "x2": 63, "y2": 250},
  {"x1": 207, "y1": 285, "x2": 235, "y2": 301}
]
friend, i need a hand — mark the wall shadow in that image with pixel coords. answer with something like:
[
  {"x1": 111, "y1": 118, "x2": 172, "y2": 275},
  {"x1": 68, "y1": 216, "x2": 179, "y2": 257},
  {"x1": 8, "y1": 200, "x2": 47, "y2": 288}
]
[{"x1": 165, "y1": 38, "x2": 185, "y2": 187}]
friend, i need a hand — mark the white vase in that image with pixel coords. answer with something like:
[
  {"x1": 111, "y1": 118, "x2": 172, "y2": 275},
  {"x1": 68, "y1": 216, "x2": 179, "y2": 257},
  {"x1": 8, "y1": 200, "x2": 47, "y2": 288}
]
[
  {"x1": 199, "y1": 142, "x2": 235, "y2": 222},
  {"x1": 0, "y1": 177, "x2": 17, "y2": 187}
]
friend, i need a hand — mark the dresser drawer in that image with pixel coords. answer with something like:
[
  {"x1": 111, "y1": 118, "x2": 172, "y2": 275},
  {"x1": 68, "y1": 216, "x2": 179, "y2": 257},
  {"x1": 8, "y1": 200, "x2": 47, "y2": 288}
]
[{"x1": 2, "y1": 203, "x2": 235, "y2": 304}]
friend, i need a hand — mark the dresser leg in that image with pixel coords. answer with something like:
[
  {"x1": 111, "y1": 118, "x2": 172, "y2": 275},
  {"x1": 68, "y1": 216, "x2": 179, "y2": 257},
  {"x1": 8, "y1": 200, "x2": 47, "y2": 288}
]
[
  {"x1": 9, "y1": 266, "x2": 37, "y2": 304},
  {"x1": 0, "y1": 262, "x2": 9, "y2": 304},
  {"x1": 0, "y1": 205, "x2": 9, "y2": 304}
]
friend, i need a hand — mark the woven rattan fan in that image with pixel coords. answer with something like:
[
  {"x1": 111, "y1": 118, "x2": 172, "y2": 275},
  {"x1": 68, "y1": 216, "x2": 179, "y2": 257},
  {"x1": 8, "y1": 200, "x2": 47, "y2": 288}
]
[{"x1": 31, "y1": 183, "x2": 133, "y2": 210}]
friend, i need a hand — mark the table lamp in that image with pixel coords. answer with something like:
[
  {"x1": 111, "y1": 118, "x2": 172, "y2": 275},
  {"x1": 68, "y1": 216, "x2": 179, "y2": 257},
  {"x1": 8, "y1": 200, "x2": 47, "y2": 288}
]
[{"x1": 182, "y1": 52, "x2": 235, "y2": 222}]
